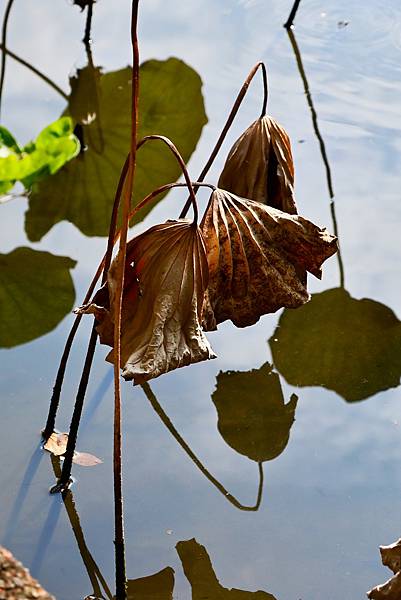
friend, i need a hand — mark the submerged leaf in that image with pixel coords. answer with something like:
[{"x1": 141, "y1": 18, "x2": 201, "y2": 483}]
[
  {"x1": 201, "y1": 189, "x2": 337, "y2": 330},
  {"x1": 0, "y1": 247, "x2": 76, "y2": 347},
  {"x1": 72, "y1": 452, "x2": 103, "y2": 467},
  {"x1": 176, "y1": 538, "x2": 277, "y2": 599},
  {"x1": 79, "y1": 220, "x2": 216, "y2": 384},
  {"x1": 212, "y1": 363, "x2": 297, "y2": 462},
  {"x1": 26, "y1": 59, "x2": 207, "y2": 240},
  {"x1": 270, "y1": 288, "x2": 401, "y2": 402},
  {"x1": 218, "y1": 116, "x2": 297, "y2": 213},
  {"x1": 43, "y1": 432, "x2": 69, "y2": 456}
]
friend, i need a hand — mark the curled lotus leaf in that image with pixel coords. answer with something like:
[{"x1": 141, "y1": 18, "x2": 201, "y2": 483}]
[
  {"x1": 200, "y1": 189, "x2": 337, "y2": 330},
  {"x1": 79, "y1": 220, "x2": 216, "y2": 384},
  {"x1": 218, "y1": 116, "x2": 297, "y2": 214}
]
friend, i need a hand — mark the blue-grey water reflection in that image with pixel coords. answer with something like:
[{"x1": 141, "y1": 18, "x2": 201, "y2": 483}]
[{"x1": 1, "y1": 1, "x2": 401, "y2": 598}]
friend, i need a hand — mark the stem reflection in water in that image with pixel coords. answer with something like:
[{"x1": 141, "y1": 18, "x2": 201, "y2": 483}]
[{"x1": 286, "y1": 26, "x2": 345, "y2": 288}]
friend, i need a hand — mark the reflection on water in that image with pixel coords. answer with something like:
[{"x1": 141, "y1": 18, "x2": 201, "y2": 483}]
[
  {"x1": 176, "y1": 538, "x2": 277, "y2": 600},
  {"x1": 2, "y1": 0, "x2": 401, "y2": 598},
  {"x1": 212, "y1": 364, "x2": 297, "y2": 462},
  {"x1": 270, "y1": 288, "x2": 401, "y2": 402}
]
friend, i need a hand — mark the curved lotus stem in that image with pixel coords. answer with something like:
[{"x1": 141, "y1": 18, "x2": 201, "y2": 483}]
[
  {"x1": 137, "y1": 134, "x2": 199, "y2": 223},
  {"x1": 179, "y1": 61, "x2": 269, "y2": 219}
]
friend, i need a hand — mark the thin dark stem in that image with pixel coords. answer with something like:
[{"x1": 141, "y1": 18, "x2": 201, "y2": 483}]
[
  {"x1": 137, "y1": 135, "x2": 199, "y2": 222},
  {"x1": 50, "y1": 325, "x2": 98, "y2": 493},
  {"x1": 83, "y1": 1, "x2": 94, "y2": 45},
  {"x1": 0, "y1": 0, "x2": 16, "y2": 115},
  {"x1": 180, "y1": 61, "x2": 268, "y2": 219},
  {"x1": 284, "y1": 0, "x2": 302, "y2": 29},
  {"x1": 287, "y1": 27, "x2": 345, "y2": 287},
  {"x1": 260, "y1": 62, "x2": 268, "y2": 118},
  {"x1": 42, "y1": 156, "x2": 130, "y2": 443},
  {"x1": 51, "y1": 455, "x2": 113, "y2": 600},
  {"x1": 112, "y1": 1, "x2": 140, "y2": 597},
  {"x1": 141, "y1": 382, "x2": 264, "y2": 512},
  {"x1": 0, "y1": 44, "x2": 68, "y2": 100}
]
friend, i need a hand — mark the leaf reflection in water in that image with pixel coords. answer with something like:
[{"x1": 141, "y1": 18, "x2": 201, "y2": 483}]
[
  {"x1": 212, "y1": 363, "x2": 297, "y2": 462},
  {"x1": 127, "y1": 567, "x2": 174, "y2": 599},
  {"x1": 0, "y1": 247, "x2": 76, "y2": 348},
  {"x1": 176, "y1": 538, "x2": 277, "y2": 600},
  {"x1": 25, "y1": 58, "x2": 207, "y2": 240},
  {"x1": 270, "y1": 288, "x2": 401, "y2": 402}
]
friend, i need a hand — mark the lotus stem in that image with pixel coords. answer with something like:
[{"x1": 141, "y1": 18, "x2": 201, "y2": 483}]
[
  {"x1": 83, "y1": 1, "x2": 94, "y2": 46},
  {"x1": 49, "y1": 325, "x2": 98, "y2": 493},
  {"x1": 141, "y1": 382, "x2": 264, "y2": 512},
  {"x1": 0, "y1": 0, "x2": 15, "y2": 115},
  {"x1": 179, "y1": 61, "x2": 269, "y2": 219},
  {"x1": 0, "y1": 44, "x2": 68, "y2": 100},
  {"x1": 112, "y1": 0, "x2": 140, "y2": 596},
  {"x1": 284, "y1": 0, "x2": 302, "y2": 29},
  {"x1": 137, "y1": 134, "x2": 199, "y2": 223}
]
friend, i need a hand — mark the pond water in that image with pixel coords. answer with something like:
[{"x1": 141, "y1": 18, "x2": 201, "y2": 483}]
[{"x1": 1, "y1": 0, "x2": 401, "y2": 598}]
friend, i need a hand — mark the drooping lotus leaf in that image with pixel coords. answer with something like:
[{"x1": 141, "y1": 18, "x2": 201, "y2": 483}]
[
  {"x1": 25, "y1": 58, "x2": 207, "y2": 240},
  {"x1": 0, "y1": 247, "x2": 76, "y2": 347},
  {"x1": 212, "y1": 363, "x2": 298, "y2": 462},
  {"x1": 176, "y1": 538, "x2": 277, "y2": 600},
  {"x1": 78, "y1": 220, "x2": 216, "y2": 384},
  {"x1": 270, "y1": 288, "x2": 401, "y2": 402},
  {"x1": 200, "y1": 189, "x2": 337, "y2": 330},
  {"x1": 218, "y1": 116, "x2": 297, "y2": 214},
  {"x1": 127, "y1": 567, "x2": 175, "y2": 600}
]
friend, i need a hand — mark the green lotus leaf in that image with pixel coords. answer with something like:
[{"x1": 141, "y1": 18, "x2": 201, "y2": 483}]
[
  {"x1": 25, "y1": 58, "x2": 208, "y2": 241},
  {"x1": 0, "y1": 117, "x2": 79, "y2": 193},
  {"x1": 0, "y1": 247, "x2": 76, "y2": 347},
  {"x1": 211, "y1": 363, "x2": 298, "y2": 462},
  {"x1": 270, "y1": 287, "x2": 401, "y2": 402}
]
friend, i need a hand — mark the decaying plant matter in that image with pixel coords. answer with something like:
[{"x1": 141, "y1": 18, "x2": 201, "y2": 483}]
[
  {"x1": 201, "y1": 188, "x2": 337, "y2": 330},
  {"x1": 78, "y1": 219, "x2": 216, "y2": 384},
  {"x1": 368, "y1": 539, "x2": 401, "y2": 599},
  {"x1": 218, "y1": 116, "x2": 297, "y2": 214}
]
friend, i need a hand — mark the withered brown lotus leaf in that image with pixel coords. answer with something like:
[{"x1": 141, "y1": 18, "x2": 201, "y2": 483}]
[
  {"x1": 79, "y1": 220, "x2": 216, "y2": 384},
  {"x1": 218, "y1": 116, "x2": 297, "y2": 214},
  {"x1": 201, "y1": 189, "x2": 337, "y2": 330},
  {"x1": 368, "y1": 539, "x2": 401, "y2": 599}
]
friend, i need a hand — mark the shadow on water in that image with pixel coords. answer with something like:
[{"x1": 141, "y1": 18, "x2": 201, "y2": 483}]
[{"x1": 2, "y1": 444, "x2": 43, "y2": 547}]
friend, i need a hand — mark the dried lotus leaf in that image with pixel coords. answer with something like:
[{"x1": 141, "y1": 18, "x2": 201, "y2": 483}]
[
  {"x1": 79, "y1": 220, "x2": 216, "y2": 384},
  {"x1": 218, "y1": 116, "x2": 297, "y2": 214},
  {"x1": 201, "y1": 189, "x2": 337, "y2": 330}
]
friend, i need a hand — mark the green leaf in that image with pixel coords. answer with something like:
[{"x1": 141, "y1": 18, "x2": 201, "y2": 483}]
[
  {"x1": 0, "y1": 247, "x2": 76, "y2": 347},
  {"x1": 0, "y1": 118, "x2": 80, "y2": 193},
  {"x1": 211, "y1": 363, "x2": 298, "y2": 462},
  {"x1": 0, "y1": 126, "x2": 20, "y2": 154},
  {"x1": 25, "y1": 58, "x2": 208, "y2": 241},
  {"x1": 0, "y1": 180, "x2": 14, "y2": 195},
  {"x1": 270, "y1": 288, "x2": 401, "y2": 402}
]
